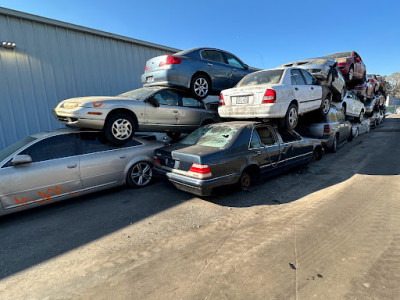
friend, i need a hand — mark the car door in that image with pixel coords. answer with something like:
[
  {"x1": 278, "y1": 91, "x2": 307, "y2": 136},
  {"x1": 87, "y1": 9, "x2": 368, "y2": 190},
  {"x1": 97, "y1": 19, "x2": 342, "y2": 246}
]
[
  {"x1": 177, "y1": 95, "x2": 208, "y2": 131},
  {"x1": 290, "y1": 69, "x2": 308, "y2": 113},
  {"x1": 248, "y1": 128, "x2": 271, "y2": 173},
  {"x1": 353, "y1": 52, "x2": 363, "y2": 78},
  {"x1": 337, "y1": 110, "x2": 351, "y2": 143},
  {"x1": 254, "y1": 125, "x2": 282, "y2": 175},
  {"x1": 145, "y1": 89, "x2": 181, "y2": 131},
  {"x1": 200, "y1": 50, "x2": 234, "y2": 90},
  {"x1": 223, "y1": 52, "x2": 249, "y2": 86},
  {"x1": 300, "y1": 69, "x2": 323, "y2": 111},
  {"x1": 0, "y1": 133, "x2": 81, "y2": 211},
  {"x1": 78, "y1": 132, "x2": 131, "y2": 190}
]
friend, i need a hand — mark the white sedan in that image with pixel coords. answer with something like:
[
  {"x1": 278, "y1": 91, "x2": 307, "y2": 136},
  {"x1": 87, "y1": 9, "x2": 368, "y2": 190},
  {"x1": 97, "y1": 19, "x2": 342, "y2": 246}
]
[
  {"x1": 218, "y1": 67, "x2": 332, "y2": 129},
  {"x1": 332, "y1": 91, "x2": 365, "y2": 122}
]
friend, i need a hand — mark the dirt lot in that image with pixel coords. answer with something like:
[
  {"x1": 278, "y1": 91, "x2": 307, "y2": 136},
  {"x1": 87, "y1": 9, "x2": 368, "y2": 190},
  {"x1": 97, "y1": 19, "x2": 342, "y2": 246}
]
[{"x1": 1, "y1": 116, "x2": 400, "y2": 299}]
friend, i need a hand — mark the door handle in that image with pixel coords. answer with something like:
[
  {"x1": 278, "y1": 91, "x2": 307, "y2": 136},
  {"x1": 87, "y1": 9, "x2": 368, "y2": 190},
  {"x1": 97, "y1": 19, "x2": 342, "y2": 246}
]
[
  {"x1": 119, "y1": 155, "x2": 127, "y2": 159},
  {"x1": 256, "y1": 150, "x2": 261, "y2": 155},
  {"x1": 208, "y1": 63, "x2": 213, "y2": 67},
  {"x1": 232, "y1": 69, "x2": 237, "y2": 72},
  {"x1": 67, "y1": 163, "x2": 77, "y2": 169},
  {"x1": 311, "y1": 87, "x2": 314, "y2": 90},
  {"x1": 173, "y1": 110, "x2": 179, "y2": 113},
  {"x1": 295, "y1": 87, "x2": 298, "y2": 91}
]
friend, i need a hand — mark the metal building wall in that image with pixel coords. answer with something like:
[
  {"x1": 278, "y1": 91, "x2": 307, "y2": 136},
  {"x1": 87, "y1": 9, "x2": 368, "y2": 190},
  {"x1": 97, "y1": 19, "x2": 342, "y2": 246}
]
[{"x1": 0, "y1": 7, "x2": 179, "y2": 149}]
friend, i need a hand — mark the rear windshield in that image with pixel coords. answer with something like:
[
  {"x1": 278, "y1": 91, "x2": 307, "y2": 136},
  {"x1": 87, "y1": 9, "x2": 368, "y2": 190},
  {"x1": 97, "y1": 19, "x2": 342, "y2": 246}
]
[
  {"x1": 237, "y1": 70, "x2": 283, "y2": 87},
  {"x1": 118, "y1": 87, "x2": 158, "y2": 100},
  {"x1": 324, "y1": 52, "x2": 352, "y2": 58},
  {"x1": 179, "y1": 125, "x2": 240, "y2": 148},
  {"x1": 0, "y1": 136, "x2": 36, "y2": 163}
]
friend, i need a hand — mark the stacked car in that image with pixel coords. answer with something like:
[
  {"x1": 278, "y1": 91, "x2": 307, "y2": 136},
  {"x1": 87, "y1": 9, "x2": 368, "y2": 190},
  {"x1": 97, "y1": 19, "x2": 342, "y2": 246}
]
[{"x1": 0, "y1": 47, "x2": 388, "y2": 216}]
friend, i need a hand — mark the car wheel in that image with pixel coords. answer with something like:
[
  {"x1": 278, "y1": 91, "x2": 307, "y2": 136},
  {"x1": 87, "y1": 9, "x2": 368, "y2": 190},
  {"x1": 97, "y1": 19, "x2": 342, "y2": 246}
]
[
  {"x1": 320, "y1": 95, "x2": 331, "y2": 117},
  {"x1": 342, "y1": 104, "x2": 347, "y2": 116},
  {"x1": 347, "y1": 66, "x2": 354, "y2": 81},
  {"x1": 357, "y1": 111, "x2": 364, "y2": 123},
  {"x1": 362, "y1": 71, "x2": 366, "y2": 83},
  {"x1": 104, "y1": 113, "x2": 136, "y2": 145},
  {"x1": 330, "y1": 135, "x2": 338, "y2": 153},
  {"x1": 166, "y1": 132, "x2": 181, "y2": 140},
  {"x1": 281, "y1": 103, "x2": 298, "y2": 130},
  {"x1": 190, "y1": 74, "x2": 210, "y2": 100},
  {"x1": 312, "y1": 147, "x2": 323, "y2": 162},
  {"x1": 238, "y1": 170, "x2": 251, "y2": 191},
  {"x1": 126, "y1": 161, "x2": 153, "y2": 188}
]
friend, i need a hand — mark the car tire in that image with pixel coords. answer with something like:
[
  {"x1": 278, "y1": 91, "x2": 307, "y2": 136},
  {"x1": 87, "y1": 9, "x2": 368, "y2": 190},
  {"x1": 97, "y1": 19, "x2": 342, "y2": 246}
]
[
  {"x1": 166, "y1": 132, "x2": 181, "y2": 140},
  {"x1": 238, "y1": 170, "x2": 252, "y2": 191},
  {"x1": 330, "y1": 134, "x2": 338, "y2": 153},
  {"x1": 190, "y1": 74, "x2": 210, "y2": 100},
  {"x1": 347, "y1": 66, "x2": 354, "y2": 81},
  {"x1": 356, "y1": 110, "x2": 364, "y2": 123},
  {"x1": 126, "y1": 161, "x2": 153, "y2": 188},
  {"x1": 104, "y1": 113, "x2": 136, "y2": 145},
  {"x1": 319, "y1": 95, "x2": 331, "y2": 117},
  {"x1": 312, "y1": 147, "x2": 323, "y2": 161},
  {"x1": 342, "y1": 104, "x2": 347, "y2": 116},
  {"x1": 280, "y1": 103, "x2": 298, "y2": 130},
  {"x1": 362, "y1": 71, "x2": 366, "y2": 83}
]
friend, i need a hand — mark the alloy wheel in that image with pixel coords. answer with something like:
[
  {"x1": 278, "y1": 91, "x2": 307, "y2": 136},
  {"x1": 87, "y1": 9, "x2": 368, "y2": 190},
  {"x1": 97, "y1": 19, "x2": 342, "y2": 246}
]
[
  {"x1": 194, "y1": 78, "x2": 209, "y2": 97},
  {"x1": 130, "y1": 162, "x2": 152, "y2": 186},
  {"x1": 111, "y1": 119, "x2": 133, "y2": 140},
  {"x1": 288, "y1": 107, "x2": 298, "y2": 128}
]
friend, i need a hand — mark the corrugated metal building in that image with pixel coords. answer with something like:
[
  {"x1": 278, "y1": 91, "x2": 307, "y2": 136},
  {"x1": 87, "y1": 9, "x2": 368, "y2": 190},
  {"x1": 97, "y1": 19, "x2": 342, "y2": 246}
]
[{"x1": 0, "y1": 7, "x2": 179, "y2": 149}]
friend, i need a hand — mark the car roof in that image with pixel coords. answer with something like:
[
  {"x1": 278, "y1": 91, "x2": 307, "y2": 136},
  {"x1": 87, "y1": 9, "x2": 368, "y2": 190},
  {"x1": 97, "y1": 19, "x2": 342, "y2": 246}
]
[
  {"x1": 210, "y1": 121, "x2": 273, "y2": 127},
  {"x1": 29, "y1": 128, "x2": 100, "y2": 139}
]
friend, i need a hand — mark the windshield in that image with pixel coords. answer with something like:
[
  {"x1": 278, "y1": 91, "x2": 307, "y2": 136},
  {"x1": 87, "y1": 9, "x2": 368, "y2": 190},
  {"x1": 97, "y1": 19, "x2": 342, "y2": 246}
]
[
  {"x1": 324, "y1": 51, "x2": 352, "y2": 58},
  {"x1": 179, "y1": 124, "x2": 240, "y2": 148},
  {"x1": 118, "y1": 87, "x2": 158, "y2": 100},
  {"x1": 0, "y1": 136, "x2": 36, "y2": 163},
  {"x1": 237, "y1": 70, "x2": 283, "y2": 87}
]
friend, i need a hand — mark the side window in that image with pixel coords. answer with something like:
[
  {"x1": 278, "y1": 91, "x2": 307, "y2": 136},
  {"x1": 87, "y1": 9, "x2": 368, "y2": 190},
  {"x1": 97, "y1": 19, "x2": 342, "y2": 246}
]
[
  {"x1": 153, "y1": 90, "x2": 180, "y2": 106},
  {"x1": 202, "y1": 50, "x2": 225, "y2": 64},
  {"x1": 280, "y1": 130, "x2": 298, "y2": 143},
  {"x1": 19, "y1": 134, "x2": 77, "y2": 163},
  {"x1": 291, "y1": 69, "x2": 306, "y2": 85},
  {"x1": 224, "y1": 53, "x2": 245, "y2": 69},
  {"x1": 182, "y1": 96, "x2": 205, "y2": 108},
  {"x1": 256, "y1": 127, "x2": 276, "y2": 146},
  {"x1": 249, "y1": 131, "x2": 262, "y2": 148},
  {"x1": 80, "y1": 132, "x2": 142, "y2": 154},
  {"x1": 300, "y1": 69, "x2": 318, "y2": 85}
]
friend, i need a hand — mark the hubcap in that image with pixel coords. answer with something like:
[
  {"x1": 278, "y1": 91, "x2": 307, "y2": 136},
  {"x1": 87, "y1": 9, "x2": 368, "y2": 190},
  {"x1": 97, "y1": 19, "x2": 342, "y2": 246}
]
[
  {"x1": 130, "y1": 162, "x2": 152, "y2": 186},
  {"x1": 194, "y1": 78, "x2": 208, "y2": 97},
  {"x1": 349, "y1": 68, "x2": 354, "y2": 81},
  {"x1": 241, "y1": 174, "x2": 250, "y2": 190},
  {"x1": 288, "y1": 107, "x2": 298, "y2": 128},
  {"x1": 323, "y1": 99, "x2": 330, "y2": 114},
  {"x1": 111, "y1": 119, "x2": 132, "y2": 140}
]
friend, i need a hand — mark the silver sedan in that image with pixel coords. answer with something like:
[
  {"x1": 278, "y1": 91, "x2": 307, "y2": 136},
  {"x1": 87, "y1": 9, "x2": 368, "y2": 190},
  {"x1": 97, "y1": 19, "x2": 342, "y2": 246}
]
[
  {"x1": 53, "y1": 87, "x2": 220, "y2": 144},
  {"x1": 0, "y1": 129, "x2": 162, "y2": 216}
]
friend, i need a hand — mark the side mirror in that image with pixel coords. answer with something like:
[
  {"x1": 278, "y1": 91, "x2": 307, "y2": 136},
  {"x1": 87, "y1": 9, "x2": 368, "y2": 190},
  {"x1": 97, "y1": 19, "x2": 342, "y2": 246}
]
[
  {"x1": 11, "y1": 155, "x2": 32, "y2": 166},
  {"x1": 145, "y1": 97, "x2": 159, "y2": 107},
  {"x1": 243, "y1": 64, "x2": 249, "y2": 70}
]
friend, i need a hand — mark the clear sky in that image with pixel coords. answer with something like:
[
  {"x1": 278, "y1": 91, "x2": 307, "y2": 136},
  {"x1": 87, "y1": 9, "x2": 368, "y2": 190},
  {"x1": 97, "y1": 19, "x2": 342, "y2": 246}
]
[{"x1": 1, "y1": 0, "x2": 399, "y2": 76}]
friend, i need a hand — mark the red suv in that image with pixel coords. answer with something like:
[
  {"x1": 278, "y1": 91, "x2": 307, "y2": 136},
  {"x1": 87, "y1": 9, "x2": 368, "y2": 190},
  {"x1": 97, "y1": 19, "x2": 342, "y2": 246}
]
[{"x1": 324, "y1": 51, "x2": 366, "y2": 83}]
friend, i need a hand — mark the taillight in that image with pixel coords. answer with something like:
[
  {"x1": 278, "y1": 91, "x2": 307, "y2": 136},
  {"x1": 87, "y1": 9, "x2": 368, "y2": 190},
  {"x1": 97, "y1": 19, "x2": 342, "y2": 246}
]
[
  {"x1": 323, "y1": 125, "x2": 330, "y2": 133},
  {"x1": 188, "y1": 163, "x2": 212, "y2": 179},
  {"x1": 219, "y1": 93, "x2": 225, "y2": 106},
  {"x1": 153, "y1": 156, "x2": 160, "y2": 165},
  {"x1": 369, "y1": 79, "x2": 374, "y2": 83},
  {"x1": 337, "y1": 62, "x2": 346, "y2": 66},
  {"x1": 159, "y1": 55, "x2": 182, "y2": 67},
  {"x1": 144, "y1": 65, "x2": 148, "y2": 71},
  {"x1": 262, "y1": 89, "x2": 276, "y2": 103}
]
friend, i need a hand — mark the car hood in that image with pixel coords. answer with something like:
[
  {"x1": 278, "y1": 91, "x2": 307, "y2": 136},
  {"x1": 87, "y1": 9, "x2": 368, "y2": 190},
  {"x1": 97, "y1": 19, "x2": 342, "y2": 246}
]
[{"x1": 57, "y1": 96, "x2": 135, "y2": 108}]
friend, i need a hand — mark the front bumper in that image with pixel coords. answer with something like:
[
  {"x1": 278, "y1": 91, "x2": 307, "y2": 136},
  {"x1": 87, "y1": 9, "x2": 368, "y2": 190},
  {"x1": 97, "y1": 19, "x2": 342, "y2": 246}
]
[
  {"x1": 154, "y1": 166, "x2": 240, "y2": 196},
  {"x1": 52, "y1": 108, "x2": 105, "y2": 130}
]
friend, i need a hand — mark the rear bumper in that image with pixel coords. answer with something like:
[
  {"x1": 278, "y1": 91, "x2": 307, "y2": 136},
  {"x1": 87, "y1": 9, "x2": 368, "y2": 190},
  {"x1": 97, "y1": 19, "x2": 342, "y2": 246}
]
[
  {"x1": 141, "y1": 68, "x2": 189, "y2": 89},
  {"x1": 154, "y1": 166, "x2": 240, "y2": 196},
  {"x1": 218, "y1": 102, "x2": 287, "y2": 119}
]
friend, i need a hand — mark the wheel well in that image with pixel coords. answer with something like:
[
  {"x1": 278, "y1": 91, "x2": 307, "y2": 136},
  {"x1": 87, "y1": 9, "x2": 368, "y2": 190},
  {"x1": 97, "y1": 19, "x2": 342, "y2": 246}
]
[
  {"x1": 242, "y1": 164, "x2": 260, "y2": 184},
  {"x1": 201, "y1": 119, "x2": 214, "y2": 126},
  {"x1": 105, "y1": 109, "x2": 138, "y2": 128},
  {"x1": 289, "y1": 100, "x2": 298, "y2": 108},
  {"x1": 191, "y1": 72, "x2": 212, "y2": 90}
]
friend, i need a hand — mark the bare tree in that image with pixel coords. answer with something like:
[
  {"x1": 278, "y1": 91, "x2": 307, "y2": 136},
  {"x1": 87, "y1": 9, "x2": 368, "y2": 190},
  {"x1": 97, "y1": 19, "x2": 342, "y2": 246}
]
[{"x1": 384, "y1": 72, "x2": 400, "y2": 97}]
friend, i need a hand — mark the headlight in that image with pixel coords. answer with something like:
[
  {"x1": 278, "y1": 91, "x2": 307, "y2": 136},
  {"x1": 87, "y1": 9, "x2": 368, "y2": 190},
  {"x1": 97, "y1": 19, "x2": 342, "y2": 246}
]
[{"x1": 60, "y1": 102, "x2": 80, "y2": 109}]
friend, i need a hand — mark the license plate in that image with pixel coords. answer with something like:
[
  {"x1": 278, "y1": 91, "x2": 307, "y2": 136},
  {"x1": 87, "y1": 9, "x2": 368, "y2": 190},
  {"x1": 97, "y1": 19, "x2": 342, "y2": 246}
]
[
  {"x1": 234, "y1": 96, "x2": 249, "y2": 104},
  {"x1": 146, "y1": 76, "x2": 154, "y2": 83}
]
